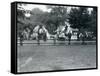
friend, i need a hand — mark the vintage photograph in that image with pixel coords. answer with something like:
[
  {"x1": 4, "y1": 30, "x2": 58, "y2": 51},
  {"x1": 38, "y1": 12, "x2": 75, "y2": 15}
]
[{"x1": 17, "y1": 3, "x2": 97, "y2": 73}]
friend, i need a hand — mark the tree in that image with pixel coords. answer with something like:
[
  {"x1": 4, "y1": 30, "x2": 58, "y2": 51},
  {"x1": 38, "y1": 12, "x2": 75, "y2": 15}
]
[
  {"x1": 46, "y1": 6, "x2": 68, "y2": 34},
  {"x1": 49, "y1": 6, "x2": 68, "y2": 27},
  {"x1": 30, "y1": 8, "x2": 48, "y2": 25},
  {"x1": 29, "y1": 6, "x2": 68, "y2": 34},
  {"x1": 17, "y1": 3, "x2": 26, "y2": 19},
  {"x1": 68, "y1": 7, "x2": 91, "y2": 40},
  {"x1": 17, "y1": 3, "x2": 26, "y2": 37},
  {"x1": 68, "y1": 7, "x2": 91, "y2": 30},
  {"x1": 89, "y1": 7, "x2": 97, "y2": 36}
]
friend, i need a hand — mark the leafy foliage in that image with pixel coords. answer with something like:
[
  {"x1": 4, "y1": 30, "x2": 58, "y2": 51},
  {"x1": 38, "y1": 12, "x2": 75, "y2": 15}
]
[
  {"x1": 68, "y1": 7, "x2": 91, "y2": 30},
  {"x1": 17, "y1": 4, "x2": 97, "y2": 36},
  {"x1": 89, "y1": 7, "x2": 97, "y2": 36}
]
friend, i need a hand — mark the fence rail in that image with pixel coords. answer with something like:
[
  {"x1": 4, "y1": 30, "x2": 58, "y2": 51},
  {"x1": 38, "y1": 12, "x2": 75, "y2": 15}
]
[{"x1": 17, "y1": 39, "x2": 96, "y2": 46}]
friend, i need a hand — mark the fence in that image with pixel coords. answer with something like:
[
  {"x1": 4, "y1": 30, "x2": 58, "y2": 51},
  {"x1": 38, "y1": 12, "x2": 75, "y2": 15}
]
[{"x1": 17, "y1": 38, "x2": 96, "y2": 46}]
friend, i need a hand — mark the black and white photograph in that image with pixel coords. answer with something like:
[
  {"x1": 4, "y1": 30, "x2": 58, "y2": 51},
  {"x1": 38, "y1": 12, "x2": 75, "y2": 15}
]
[{"x1": 16, "y1": 2, "x2": 97, "y2": 73}]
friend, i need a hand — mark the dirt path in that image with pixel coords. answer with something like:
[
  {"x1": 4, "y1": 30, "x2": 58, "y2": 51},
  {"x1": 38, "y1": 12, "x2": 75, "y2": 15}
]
[{"x1": 17, "y1": 44, "x2": 96, "y2": 72}]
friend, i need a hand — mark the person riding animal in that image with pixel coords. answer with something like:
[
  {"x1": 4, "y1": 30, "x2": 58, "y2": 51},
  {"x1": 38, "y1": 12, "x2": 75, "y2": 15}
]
[
  {"x1": 37, "y1": 25, "x2": 47, "y2": 45},
  {"x1": 64, "y1": 25, "x2": 72, "y2": 45}
]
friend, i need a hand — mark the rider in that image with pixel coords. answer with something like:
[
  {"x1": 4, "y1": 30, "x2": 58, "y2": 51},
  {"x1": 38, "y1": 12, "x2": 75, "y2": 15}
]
[
  {"x1": 65, "y1": 25, "x2": 72, "y2": 45},
  {"x1": 37, "y1": 25, "x2": 47, "y2": 45}
]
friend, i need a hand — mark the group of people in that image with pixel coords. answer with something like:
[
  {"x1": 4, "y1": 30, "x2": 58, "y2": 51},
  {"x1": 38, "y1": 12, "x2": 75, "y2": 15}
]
[
  {"x1": 18, "y1": 25, "x2": 47, "y2": 46},
  {"x1": 18, "y1": 24, "x2": 88, "y2": 46}
]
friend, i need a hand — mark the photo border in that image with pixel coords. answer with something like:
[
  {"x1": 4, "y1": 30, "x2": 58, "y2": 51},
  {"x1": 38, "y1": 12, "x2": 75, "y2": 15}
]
[{"x1": 11, "y1": 1, "x2": 98, "y2": 74}]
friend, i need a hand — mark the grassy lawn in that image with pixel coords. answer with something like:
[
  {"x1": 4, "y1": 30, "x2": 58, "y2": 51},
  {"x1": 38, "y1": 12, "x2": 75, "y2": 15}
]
[{"x1": 17, "y1": 44, "x2": 97, "y2": 72}]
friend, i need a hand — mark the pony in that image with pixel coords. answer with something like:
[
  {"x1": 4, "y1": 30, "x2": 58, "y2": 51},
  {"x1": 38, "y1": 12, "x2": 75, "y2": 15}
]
[{"x1": 32, "y1": 25, "x2": 47, "y2": 45}]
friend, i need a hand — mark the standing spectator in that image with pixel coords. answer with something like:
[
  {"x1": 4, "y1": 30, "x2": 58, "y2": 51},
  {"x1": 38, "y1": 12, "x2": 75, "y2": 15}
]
[{"x1": 79, "y1": 32, "x2": 86, "y2": 45}]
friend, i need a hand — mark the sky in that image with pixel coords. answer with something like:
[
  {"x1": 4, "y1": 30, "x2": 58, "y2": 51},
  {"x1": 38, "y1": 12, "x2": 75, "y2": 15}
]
[{"x1": 18, "y1": 3, "x2": 51, "y2": 12}]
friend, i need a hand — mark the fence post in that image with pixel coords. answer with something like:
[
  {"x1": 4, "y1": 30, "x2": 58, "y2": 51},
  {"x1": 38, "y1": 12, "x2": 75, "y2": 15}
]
[{"x1": 53, "y1": 37, "x2": 56, "y2": 45}]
